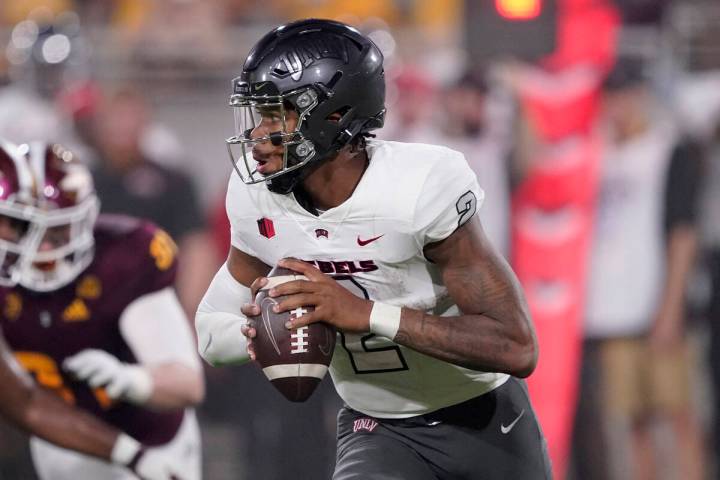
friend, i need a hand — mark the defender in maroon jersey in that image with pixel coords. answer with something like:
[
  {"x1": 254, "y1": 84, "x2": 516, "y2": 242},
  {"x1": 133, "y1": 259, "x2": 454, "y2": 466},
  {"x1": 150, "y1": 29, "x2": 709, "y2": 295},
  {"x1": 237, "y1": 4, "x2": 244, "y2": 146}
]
[{"x1": 0, "y1": 141, "x2": 204, "y2": 480}]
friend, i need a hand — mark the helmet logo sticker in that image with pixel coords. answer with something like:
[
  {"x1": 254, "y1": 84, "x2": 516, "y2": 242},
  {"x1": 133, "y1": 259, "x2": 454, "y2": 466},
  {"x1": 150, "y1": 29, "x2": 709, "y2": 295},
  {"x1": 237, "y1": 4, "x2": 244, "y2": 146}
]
[{"x1": 272, "y1": 39, "x2": 349, "y2": 82}]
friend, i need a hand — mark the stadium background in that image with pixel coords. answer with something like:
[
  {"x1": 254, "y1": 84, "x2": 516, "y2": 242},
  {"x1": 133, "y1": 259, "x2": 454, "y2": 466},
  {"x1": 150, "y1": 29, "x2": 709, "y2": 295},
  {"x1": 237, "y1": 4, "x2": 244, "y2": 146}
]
[{"x1": 1, "y1": 1, "x2": 719, "y2": 479}]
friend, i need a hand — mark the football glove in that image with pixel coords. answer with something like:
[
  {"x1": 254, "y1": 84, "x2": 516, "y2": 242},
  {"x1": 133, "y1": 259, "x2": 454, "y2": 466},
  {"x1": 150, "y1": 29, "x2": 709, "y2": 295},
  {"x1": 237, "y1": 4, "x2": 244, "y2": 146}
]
[
  {"x1": 64, "y1": 349, "x2": 153, "y2": 404},
  {"x1": 111, "y1": 433, "x2": 183, "y2": 480}
]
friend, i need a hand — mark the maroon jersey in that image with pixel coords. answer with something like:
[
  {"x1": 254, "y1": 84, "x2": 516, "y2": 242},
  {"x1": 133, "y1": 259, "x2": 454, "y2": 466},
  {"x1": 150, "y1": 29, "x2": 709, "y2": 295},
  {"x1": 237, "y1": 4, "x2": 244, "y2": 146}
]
[{"x1": 0, "y1": 214, "x2": 184, "y2": 446}]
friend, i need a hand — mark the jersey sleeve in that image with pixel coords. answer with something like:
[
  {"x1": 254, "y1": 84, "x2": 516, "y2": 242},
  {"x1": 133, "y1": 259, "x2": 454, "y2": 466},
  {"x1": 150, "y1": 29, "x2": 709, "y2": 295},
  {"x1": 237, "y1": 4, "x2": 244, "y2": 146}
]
[
  {"x1": 128, "y1": 222, "x2": 179, "y2": 297},
  {"x1": 412, "y1": 149, "x2": 485, "y2": 245},
  {"x1": 664, "y1": 139, "x2": 703, "y2": 234}
]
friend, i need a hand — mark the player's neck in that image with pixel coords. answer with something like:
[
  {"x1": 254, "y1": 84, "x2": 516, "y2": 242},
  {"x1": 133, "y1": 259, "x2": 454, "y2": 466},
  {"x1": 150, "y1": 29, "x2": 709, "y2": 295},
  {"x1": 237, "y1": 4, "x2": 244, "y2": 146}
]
[{"x1": 301, "y1": 148, "x2": 369, "y2": 211}]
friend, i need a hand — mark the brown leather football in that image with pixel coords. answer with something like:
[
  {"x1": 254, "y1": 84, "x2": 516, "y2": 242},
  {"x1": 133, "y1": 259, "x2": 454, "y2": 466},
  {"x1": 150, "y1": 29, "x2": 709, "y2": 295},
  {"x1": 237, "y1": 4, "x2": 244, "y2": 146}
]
[{"x1": 253, "y1": 265, "x2": 336, "y2": 402}]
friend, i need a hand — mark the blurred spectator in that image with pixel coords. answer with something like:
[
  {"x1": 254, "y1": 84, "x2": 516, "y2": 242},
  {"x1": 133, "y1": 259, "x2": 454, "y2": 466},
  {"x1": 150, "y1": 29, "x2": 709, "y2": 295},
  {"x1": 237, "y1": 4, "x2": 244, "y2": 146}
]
[
  {"x1": 0, "y1": 16, "x2": 67, "y2": 143},
  {"x1": 702, "y1": 120, "x2": 720, "y2": 475},
  {"x1": 379, "y1": 64, "x2": 437, "y2": 142},
  {"x1": 0, "y1": 11, "x2": 97, "y2": 169},
  {"x1": 437, "y1": 71, "x2": 511, "y2": 254},
  {"x1": 92, "y1": 87, "x2": 216, "y2": 318},
  {"x1": 578, "y1": 58, "x2": 705, "y2": 480},
  {"x1": 0, "y1": 73, "x2": 62, "y2": 144}
]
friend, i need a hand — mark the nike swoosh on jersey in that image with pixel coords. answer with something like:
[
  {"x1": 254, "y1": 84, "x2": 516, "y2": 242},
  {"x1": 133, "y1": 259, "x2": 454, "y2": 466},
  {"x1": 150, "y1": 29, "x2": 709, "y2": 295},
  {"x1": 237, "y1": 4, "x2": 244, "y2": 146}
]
[
  {"x1": 500, "y1": 409, "x2": 525, "y2": 434},
  {"x1": 357, "y1": 234, "x2": 384, "y2": 246}
]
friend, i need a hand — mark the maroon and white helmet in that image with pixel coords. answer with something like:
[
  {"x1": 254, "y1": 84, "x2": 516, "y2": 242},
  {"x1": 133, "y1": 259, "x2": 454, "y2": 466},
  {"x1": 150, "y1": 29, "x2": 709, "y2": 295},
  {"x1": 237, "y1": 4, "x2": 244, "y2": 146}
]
[{"x1": 0, "y1": 140, "x2": 99, "y2": 291}]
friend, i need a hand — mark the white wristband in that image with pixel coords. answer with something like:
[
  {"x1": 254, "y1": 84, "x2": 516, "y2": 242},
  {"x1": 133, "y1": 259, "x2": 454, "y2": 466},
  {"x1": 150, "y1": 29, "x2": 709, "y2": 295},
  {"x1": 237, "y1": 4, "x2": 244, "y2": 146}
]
[
  {"x1": 369, "y1": 302, "x2": 402, "y2": 340},
  {"x1": 110, "y1": 432, "x2": 142, "y2": 466}
]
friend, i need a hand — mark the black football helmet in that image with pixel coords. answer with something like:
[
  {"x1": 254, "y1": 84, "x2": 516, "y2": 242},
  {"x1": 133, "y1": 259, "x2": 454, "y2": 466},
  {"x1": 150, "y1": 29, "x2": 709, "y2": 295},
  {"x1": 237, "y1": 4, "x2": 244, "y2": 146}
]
[{"x1": 226, "y1": 19, "x2": 386, "y2": 194}]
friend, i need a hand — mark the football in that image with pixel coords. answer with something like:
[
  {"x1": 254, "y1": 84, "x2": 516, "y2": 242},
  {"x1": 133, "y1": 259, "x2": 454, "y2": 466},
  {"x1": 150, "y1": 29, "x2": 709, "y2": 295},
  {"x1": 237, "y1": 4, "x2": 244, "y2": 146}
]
[{"x1": 253, "y1": 265, "x2": 336, "y2": 402}]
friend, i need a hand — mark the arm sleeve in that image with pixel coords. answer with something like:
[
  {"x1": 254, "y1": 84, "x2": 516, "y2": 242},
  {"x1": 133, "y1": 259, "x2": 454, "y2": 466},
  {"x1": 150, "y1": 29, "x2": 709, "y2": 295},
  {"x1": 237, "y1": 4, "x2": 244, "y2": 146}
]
[
  {"x1": 412, "y1": 150, "x2": 485, "y2": 246},
  {"x1": 118, "y1": 287, "x2": 201, "y2": 371},
  {"x1": 195, "y1": 263, "x2": 252, "y2": 366},
  {"x1": 664, "y1": 140, "x2": 704, "y2": 234}
]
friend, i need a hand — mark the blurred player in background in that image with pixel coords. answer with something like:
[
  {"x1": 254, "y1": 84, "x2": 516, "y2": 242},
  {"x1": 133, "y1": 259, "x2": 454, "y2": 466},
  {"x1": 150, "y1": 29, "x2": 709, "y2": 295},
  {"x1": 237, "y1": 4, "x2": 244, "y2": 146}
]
[
  {"x1": 578, "y1": 59, "x2": 704, "y2": 480},
  {"x1": 197, "y1": 19, "x2": 550, "y2": 479},
  {"x1": 0, "y1": 140, "x2": 204, "y2": 480},
  {"x1": 0, "y1": 331, "x2": 184, "y2": 480},
  {"x1": 436, "y1": 71, "x2": 512, "y2": 256},
  {"x1": 91, "y1": 87, "x2": 217, "y2": 319},
  {"x1": 701, "y1": 119, "x2": 720, "y2": 475},
  {"x1": 0, "y1": 11, "x2": 92, "y2": 154}
]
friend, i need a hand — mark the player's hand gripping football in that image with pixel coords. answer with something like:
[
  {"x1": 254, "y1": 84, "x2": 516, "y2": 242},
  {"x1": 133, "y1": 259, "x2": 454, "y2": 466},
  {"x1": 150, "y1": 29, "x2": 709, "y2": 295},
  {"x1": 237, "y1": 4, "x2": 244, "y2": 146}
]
[{"x1": 240, "y1": 258, "x2": 373, "y2": 360}]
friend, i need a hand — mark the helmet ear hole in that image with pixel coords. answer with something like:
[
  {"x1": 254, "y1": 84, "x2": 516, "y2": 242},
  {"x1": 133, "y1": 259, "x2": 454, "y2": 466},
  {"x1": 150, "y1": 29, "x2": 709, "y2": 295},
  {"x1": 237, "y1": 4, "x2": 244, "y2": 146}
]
[
  {"x1": 326, "y1": 71, "x2": 343, "y2": 89},
  {"x1": 326, "y1": 106, "x2": 352, "y2": 124}
]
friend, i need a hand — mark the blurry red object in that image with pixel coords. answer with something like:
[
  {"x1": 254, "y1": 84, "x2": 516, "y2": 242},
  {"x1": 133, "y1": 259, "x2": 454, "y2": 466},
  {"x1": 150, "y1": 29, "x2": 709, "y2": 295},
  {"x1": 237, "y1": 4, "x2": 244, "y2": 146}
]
[
  {"x1": 57, "y1": 81, "x2": 102, "y2": 120},
  {"x1": 515, "y1": 134, "x2": 602, "y2": 208},
  {"x1": 516, "y1": 65, "x2": 603, "y2": 140},
  {"x1": 391, "y1": 65, "x2": 436, "y2": 95},
  {"x1": 526, "y1": 292, "x2": 583, "y2": 480},
  {"x1": 543, "y1": 2, "x2": 620, "y2": 71}
]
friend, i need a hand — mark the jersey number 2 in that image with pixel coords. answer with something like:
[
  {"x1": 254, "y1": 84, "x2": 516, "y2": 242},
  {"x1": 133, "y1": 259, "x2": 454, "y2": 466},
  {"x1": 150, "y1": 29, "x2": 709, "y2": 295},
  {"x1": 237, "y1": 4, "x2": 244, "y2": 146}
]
[
  {"x1": 334, "y1": 276, "x2": 408, "y2": 374},
  {"x1": 456, "y1": 191, "x2": 477, "y2": 227}
]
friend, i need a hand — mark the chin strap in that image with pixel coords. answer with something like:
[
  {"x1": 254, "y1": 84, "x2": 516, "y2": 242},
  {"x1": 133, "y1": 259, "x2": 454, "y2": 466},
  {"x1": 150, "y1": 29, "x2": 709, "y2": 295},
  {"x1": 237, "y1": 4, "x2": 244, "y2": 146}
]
[{"x1": 267, "y1": 148, "x2": 327, "y2": 196}]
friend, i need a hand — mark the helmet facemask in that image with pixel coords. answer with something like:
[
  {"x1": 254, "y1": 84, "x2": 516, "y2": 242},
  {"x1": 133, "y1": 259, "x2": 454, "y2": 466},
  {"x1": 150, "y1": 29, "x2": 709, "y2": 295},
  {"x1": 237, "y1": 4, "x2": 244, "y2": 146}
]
[
  {"x1": 0, "y1": 196, "x2": 99, "y2": 292},
  {"x1": 226, "y1": 83, "x2": 319, "y2": 193},
  {"x1": 0, "y1": 208, "x2": 36, "y2": 288}
]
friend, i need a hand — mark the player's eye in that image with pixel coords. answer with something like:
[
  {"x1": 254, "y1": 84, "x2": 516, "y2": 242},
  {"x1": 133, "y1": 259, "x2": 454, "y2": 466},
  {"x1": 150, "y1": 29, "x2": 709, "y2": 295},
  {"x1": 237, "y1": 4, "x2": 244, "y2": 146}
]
[{"x1": 0, "y1": 216, "x2": 29, "y2": 242}]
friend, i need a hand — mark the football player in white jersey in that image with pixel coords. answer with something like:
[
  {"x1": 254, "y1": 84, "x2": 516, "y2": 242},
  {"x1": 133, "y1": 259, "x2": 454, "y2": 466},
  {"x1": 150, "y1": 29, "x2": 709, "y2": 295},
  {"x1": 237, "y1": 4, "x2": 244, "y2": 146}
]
[{"x1": 197, "y1": 19, "x2": 551, "y2": 479}]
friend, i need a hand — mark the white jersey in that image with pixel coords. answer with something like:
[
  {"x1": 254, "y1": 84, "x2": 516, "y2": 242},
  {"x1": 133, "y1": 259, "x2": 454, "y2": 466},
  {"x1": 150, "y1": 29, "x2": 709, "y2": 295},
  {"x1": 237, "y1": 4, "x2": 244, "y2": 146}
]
[
  {"x1": 584, "y1": 120, "x2": 676, "y2": 337},
  {"x1": 226, "y1": 139, "x2": 509, "y2": 418}
]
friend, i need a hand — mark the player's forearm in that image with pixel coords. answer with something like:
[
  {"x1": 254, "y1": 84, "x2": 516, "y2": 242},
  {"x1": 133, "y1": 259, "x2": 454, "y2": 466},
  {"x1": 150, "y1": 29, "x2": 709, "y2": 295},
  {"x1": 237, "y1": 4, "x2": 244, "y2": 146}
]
[
  {"x1": 196, "y1": 310, "x2": 251, "y2": 366},
  {"x1": 21, "y1": 386, "x2": 118, "y2": 459},
  {"x1": 394, "y1": 308, "x2": 537, "y2": 376},
  {"x1": 195, "y1": 262, "x2": 254, "y2": 366},
  {"x1": 1, "y1": 340, "x2": 117, "y2": 457},
  {"x1": 145, "y1": 363, "x2": 204, "y2": 409},
  {"x1": 418, "y1": 218, "x2": 538, "y2": 376}
]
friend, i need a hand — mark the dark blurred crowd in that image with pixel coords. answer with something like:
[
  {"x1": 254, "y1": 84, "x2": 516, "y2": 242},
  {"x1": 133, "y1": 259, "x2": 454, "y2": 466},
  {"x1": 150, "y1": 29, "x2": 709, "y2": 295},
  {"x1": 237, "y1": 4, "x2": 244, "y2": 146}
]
[{"x1": 1, "y1": 1, "x2": 720, "y2": 480}]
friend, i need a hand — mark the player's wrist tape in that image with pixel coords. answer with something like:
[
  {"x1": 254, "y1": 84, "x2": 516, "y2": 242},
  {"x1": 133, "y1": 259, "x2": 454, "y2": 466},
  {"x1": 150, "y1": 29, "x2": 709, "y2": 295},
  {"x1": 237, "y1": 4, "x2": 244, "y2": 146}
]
[
  {"x1": 111, "y1": 433, "x2": 142, "y2": 467},
  {"x1": 123, "y1": 366, "x2": 154, "y2": 404},
  {"x1": 369, "y1": 302, "x2": 402, "y2": 340}
]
